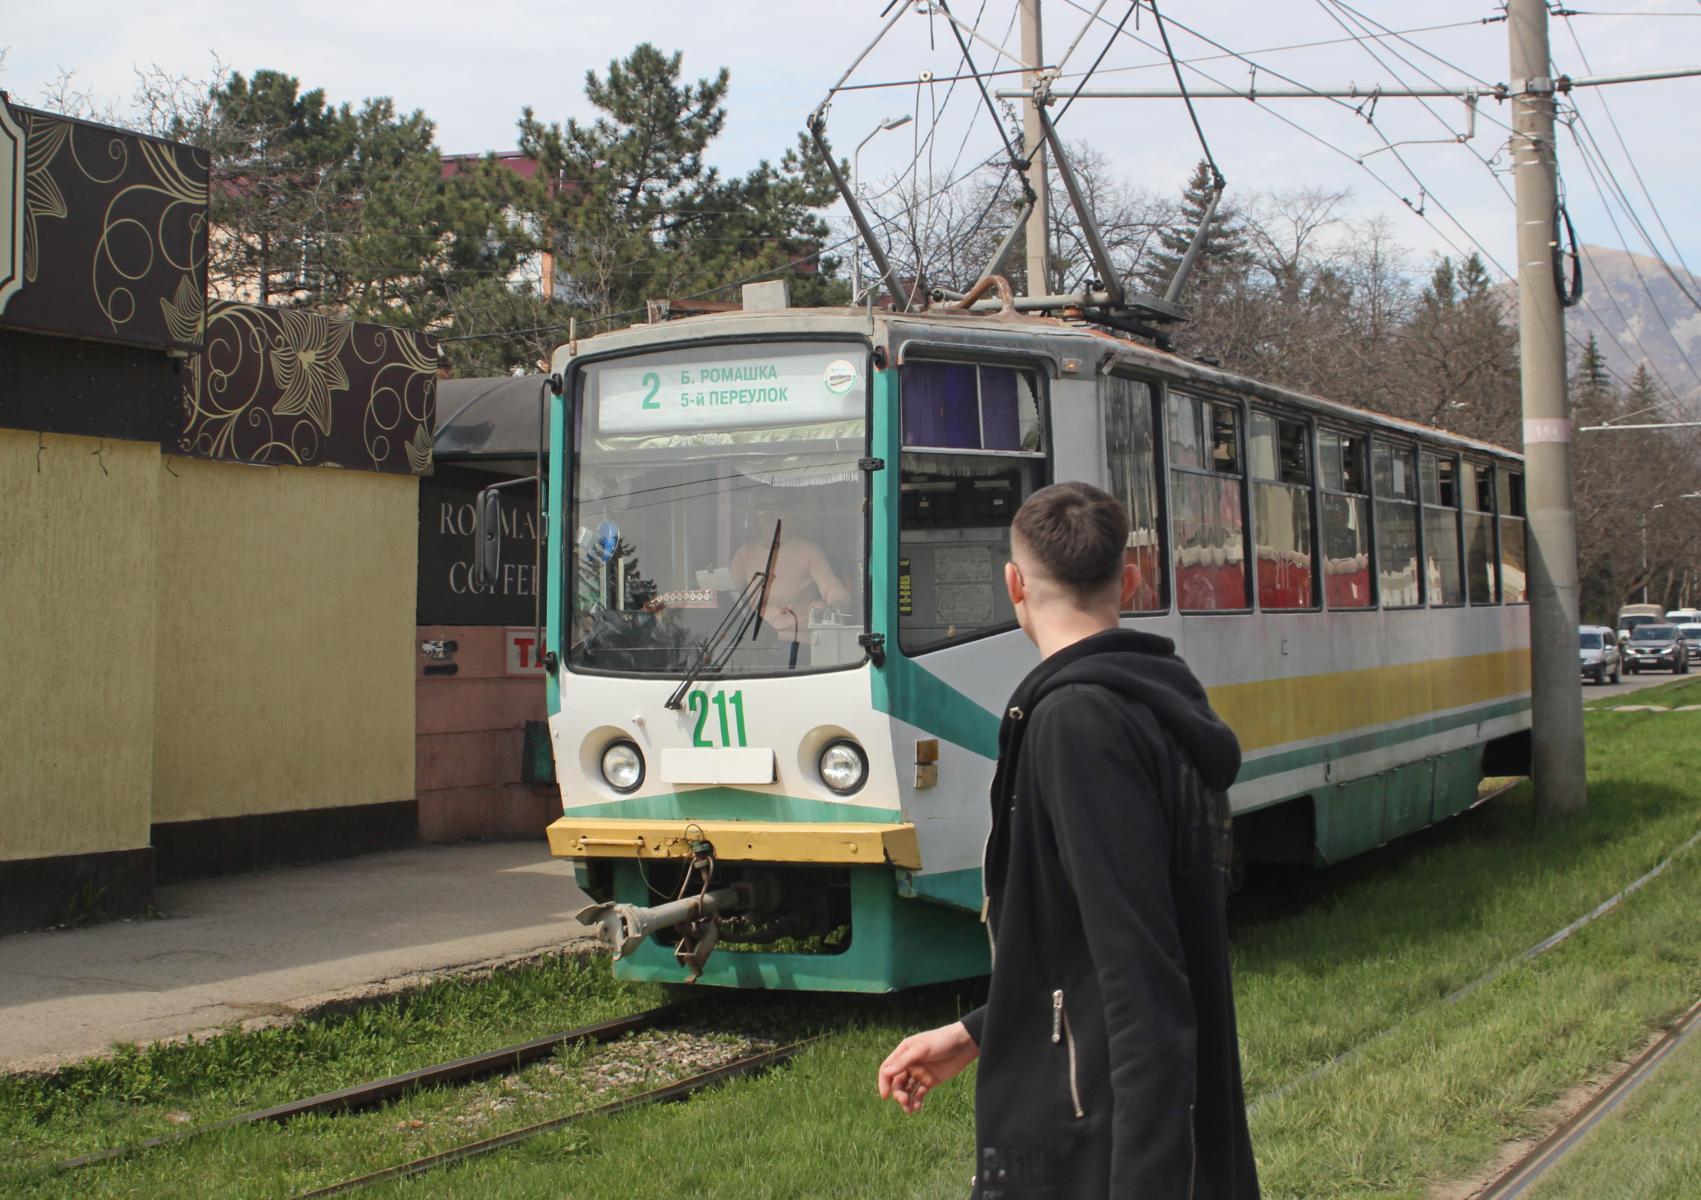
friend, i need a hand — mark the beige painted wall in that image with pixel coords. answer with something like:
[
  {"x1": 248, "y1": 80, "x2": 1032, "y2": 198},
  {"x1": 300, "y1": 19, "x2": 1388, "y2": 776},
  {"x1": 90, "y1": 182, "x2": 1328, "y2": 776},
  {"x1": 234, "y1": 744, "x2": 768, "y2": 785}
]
[
  {"x1": 0, "y1": 431, "x2": 158, "y2": 861},
  {"x1": 151, "y1": 458, "x2": 417, "y2": 823}
]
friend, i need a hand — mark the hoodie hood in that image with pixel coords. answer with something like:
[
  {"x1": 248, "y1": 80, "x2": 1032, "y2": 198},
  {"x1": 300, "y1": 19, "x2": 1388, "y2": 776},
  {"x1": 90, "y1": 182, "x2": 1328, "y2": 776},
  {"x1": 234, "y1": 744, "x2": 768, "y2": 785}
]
[{"x1": 1007, "y1": 628, "x2": 1242, "y2": 791}]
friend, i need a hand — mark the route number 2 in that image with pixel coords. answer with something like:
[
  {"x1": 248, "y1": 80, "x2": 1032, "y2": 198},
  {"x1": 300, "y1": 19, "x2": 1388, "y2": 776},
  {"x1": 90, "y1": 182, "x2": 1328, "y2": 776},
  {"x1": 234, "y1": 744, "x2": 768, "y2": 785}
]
[
  {"x1": 686, "y1": 689, "x2": 747, "y2": 747},
  {"x1": 640, "y1": 371, "x2": 660, "y2": 409}
]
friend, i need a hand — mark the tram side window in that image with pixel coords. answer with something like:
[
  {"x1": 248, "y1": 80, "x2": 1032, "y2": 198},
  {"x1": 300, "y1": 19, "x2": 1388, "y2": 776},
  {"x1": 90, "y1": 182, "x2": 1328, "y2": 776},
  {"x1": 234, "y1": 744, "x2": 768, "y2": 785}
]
[
  {"x1": 898, "y1": 361, "x2": 1046, "y2": 652},
  {"x1": 1422, "y1": 451, "x2": 1464, "y2": 606},
  {"x1": 1499, "y1": 469, "x2": 1528, "y2": 603},
  {"x1": 1168, "y1": 393, "x2": 1249, "y2": 612},
  {"x1": 1103, "y1": 375, "x2": 1166, "y2": 612},
  {"x1": 1319, "y1": 428, "x2": 1373, "y2": 610},
  {"x1": 1373, "y1": 440, "x2": 1422, "y2": 608},
  {"x1": 1462, "y1": 461, "x2": 1498, "y2": 604},
  {"x1": 1248, "y1": 411, "x2": 1315, "y2": 609}
]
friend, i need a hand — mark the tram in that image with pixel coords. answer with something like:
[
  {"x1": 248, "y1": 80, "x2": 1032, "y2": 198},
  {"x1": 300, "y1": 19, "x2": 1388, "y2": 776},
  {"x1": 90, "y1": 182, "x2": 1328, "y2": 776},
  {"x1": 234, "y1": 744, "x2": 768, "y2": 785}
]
[{"x1": 503, "y1": 287, "x2": 1531, "y2": 992}]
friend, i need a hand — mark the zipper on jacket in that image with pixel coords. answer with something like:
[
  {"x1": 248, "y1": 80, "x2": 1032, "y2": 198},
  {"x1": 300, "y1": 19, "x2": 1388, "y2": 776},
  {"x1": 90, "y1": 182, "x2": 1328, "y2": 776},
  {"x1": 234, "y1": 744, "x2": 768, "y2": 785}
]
[
  {"x1": 981, "y1": 823, "x2": 996, "y2": 968},
  {"x1": 1186, "y1": 1102, "x2": 1197, "y2": 1199},
  {"x1": 1052, "y1": 989, "x2": 1085, "y2": 1119}
]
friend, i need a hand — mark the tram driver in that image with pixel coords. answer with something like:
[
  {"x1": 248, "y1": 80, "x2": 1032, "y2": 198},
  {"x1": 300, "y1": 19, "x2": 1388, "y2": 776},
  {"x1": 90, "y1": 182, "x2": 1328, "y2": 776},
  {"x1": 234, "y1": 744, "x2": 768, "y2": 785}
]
[{"x1": 729, "y1": 486, "x2": 851, "y2": 651}]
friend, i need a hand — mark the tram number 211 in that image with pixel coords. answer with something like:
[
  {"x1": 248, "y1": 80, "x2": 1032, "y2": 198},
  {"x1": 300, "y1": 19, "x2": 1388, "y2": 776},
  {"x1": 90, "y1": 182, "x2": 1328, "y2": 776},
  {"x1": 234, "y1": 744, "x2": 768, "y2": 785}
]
[{"x1": 686, "y1": 689, "x2": 748, "y2": 748}]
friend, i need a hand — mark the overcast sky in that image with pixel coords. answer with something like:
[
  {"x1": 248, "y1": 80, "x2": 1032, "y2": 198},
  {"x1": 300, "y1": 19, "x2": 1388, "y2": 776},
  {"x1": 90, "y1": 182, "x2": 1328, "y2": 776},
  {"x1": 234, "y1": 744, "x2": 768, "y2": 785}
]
[{"x1": 5, "y1": 1, "x2": 1699, "y2": 288}]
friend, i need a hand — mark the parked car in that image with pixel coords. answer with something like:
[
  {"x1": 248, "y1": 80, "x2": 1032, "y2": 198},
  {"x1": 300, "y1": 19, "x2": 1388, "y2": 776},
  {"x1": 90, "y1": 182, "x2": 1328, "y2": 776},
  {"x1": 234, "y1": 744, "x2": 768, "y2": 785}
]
[
  {"x1": 1681, "y1": 624, "x2": 1701, "y2": 660},
  {"x1": 1625, "y1": 623, "x2": 1690, "y2": 674},
  {"x1": 1580, "y1": 625, "x2": 1621, "y2": 685}
]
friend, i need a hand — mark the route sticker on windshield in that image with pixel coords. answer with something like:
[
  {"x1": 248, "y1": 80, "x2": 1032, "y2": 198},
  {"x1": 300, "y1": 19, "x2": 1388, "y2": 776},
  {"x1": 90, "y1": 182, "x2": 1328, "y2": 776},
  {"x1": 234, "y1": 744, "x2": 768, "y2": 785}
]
[{"x1": 824, "y1": 359, "x2": 858, "y2": 395}]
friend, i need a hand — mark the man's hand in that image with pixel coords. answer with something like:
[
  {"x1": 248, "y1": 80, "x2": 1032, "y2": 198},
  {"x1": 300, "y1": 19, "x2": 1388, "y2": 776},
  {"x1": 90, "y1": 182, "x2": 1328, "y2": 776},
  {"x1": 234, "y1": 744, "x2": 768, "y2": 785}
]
[{"x1": 877, "y1": 1021, "x2": 979, "y2": 1115}]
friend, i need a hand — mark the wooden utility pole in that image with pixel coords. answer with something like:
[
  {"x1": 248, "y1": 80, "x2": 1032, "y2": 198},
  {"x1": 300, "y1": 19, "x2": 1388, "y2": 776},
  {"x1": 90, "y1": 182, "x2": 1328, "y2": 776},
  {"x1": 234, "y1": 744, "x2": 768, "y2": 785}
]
[
  {"x1": 1509, "y1": 0, "x2": 1587, "y2": 815},
  {"x1": 1020, "y1": 0, "x2": 1050, "y2": 297}
]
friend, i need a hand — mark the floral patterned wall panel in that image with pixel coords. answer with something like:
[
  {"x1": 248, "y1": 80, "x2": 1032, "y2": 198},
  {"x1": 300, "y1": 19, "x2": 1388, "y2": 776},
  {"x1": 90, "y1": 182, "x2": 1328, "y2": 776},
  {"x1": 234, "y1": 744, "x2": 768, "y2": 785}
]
[
  {"x1": 180, "y1": 299, "x2": 439, "y2": 475},
  {"x1": 0, "y1": 103, "x2": 208, "y2": 352}
]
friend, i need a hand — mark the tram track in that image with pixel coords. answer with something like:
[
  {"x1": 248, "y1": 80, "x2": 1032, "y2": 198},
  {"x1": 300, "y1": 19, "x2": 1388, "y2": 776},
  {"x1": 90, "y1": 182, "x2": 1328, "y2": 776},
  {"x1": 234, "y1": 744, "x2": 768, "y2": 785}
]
[
  {"x1": 53, "y1": 1002, "x2": 691, "y2": 1173},
  {"x1": 1471, "y1": 997, "x2": 1701, "y2": 1199},
  {"x1": 294, "y1": 1035, "x2": 821, "y2": 1197},
  {"x1": 52, "y1": 995, "x2": 825, "y2": 1196}
]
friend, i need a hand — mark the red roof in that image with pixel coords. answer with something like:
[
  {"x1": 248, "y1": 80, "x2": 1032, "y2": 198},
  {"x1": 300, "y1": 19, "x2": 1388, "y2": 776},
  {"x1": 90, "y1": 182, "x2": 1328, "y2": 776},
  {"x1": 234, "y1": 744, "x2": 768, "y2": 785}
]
[{"x1": 440, "y1": 150, "x2": 541, "y2": 181}]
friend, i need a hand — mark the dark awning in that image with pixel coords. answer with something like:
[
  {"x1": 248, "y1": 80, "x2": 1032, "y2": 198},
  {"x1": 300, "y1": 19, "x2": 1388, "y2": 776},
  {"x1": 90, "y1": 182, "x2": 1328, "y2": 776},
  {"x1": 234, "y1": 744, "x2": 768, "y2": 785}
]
[{"x1": 432, "y1": 376, "x2": 548, "y2": 460}]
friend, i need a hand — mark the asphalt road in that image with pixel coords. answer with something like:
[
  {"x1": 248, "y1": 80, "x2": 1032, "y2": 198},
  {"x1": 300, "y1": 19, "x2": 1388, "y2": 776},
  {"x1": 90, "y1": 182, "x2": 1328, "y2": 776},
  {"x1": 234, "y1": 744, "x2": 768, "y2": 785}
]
[{"x1": 1582, "y1": 666, "x2": 1689, "y2": 701}]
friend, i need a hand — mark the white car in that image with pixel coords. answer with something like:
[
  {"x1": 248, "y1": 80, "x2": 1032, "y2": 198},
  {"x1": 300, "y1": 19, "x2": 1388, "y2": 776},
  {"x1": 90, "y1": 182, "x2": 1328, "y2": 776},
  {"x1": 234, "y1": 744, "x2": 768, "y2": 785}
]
[{"x1": 1580, "y1": 625, "x2": 1621, "y2": 685}]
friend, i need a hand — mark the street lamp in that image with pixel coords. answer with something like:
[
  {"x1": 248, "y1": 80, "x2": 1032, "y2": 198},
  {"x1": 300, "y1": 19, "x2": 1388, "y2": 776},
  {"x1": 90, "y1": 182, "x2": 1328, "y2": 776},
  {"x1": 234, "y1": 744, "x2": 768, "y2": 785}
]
[
  {"x1": 851, "y1": 114, "x2": 913, "y2": 301},
  {"x1": 1642, "y1": 503, "x2": 1664, "y2": 603},
  {"x1": 1640, "y1": 495, "x2": 1701, "y2": 603}
]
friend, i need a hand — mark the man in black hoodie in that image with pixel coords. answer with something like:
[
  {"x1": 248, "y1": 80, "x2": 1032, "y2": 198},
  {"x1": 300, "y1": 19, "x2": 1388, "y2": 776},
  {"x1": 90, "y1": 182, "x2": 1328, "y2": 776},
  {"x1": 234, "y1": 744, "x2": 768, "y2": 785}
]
[{"x1": 878, "y1": 481, "x2": 1259, "y2": 1198}]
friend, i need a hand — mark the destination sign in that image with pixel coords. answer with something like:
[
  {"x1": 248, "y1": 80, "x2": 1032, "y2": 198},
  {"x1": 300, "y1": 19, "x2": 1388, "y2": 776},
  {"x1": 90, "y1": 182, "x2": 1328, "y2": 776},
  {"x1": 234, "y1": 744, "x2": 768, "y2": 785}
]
[{"x1": 594, "y1": 343, "x2": 862, "y2": 434}]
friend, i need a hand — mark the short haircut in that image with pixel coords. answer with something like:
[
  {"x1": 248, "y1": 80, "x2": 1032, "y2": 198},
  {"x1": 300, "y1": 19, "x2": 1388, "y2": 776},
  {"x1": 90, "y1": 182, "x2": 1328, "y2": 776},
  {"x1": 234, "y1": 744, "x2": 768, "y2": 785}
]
[{"x1": 1011, "y1": 482, "x2": 1129, "y2": 591}]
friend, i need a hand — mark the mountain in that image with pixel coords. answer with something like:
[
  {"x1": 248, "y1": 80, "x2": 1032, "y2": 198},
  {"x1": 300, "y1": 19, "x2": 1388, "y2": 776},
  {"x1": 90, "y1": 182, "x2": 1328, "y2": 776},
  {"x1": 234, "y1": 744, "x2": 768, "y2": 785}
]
[{"x1": 1566, "y1": 244, "x2": 1701, "y2": 406}]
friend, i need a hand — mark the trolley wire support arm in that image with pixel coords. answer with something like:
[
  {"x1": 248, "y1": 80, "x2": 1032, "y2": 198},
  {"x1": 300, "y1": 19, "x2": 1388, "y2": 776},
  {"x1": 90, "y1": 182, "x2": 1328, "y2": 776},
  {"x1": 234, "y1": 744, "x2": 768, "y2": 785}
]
[
  {"x1": 964, "y1": 194, "x2": 1035, "y2": 303},
  {"x1": 1163, "y1": 174, "x2": 1227, "y2": 307},
  {"x1": 1033, "y1": 92, "x2": 1125, "y2": 308}
]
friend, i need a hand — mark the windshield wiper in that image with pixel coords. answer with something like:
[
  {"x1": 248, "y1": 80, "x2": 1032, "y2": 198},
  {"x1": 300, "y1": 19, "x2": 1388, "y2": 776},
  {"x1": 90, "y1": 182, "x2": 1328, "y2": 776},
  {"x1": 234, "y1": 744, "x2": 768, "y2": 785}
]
[{"x1": 665, "y1": 520, "x2": 782, "y2": 710}]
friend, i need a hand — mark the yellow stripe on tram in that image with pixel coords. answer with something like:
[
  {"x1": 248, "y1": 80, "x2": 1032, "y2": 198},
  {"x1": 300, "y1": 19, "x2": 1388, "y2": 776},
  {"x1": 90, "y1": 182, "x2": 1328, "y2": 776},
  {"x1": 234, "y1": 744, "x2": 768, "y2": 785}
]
[{"x1": 1207, "y1": 649, "x2": 1532, "y2": 754}]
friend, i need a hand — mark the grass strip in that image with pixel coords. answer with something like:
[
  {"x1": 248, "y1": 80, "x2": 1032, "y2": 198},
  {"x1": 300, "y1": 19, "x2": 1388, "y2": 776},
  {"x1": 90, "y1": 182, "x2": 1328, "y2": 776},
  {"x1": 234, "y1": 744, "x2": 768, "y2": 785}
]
[
  {"x1": 0, "y1": 953, "x2": 660, "y2": 1182},
  {"x1": 1522, "y1": 1003, "x2": 1701, "y2": 1199},
  {"x1": 1246, "y1": 817, "x2": 1701, "y2": 1116}
]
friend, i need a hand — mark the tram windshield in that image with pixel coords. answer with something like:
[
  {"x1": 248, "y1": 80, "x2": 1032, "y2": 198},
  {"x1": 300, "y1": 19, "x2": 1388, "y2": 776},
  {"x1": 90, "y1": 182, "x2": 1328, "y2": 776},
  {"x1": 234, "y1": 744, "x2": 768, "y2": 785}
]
[{"x1": 569, "y1": 341, "x2": 867, "y2": 676}]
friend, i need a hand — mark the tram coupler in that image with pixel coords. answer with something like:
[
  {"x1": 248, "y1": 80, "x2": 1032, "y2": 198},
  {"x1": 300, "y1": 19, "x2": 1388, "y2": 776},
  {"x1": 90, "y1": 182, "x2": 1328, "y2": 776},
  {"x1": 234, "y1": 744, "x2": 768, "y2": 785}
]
[{"x1": 576, "y1": 881, "x2": 759, "y2": 965}]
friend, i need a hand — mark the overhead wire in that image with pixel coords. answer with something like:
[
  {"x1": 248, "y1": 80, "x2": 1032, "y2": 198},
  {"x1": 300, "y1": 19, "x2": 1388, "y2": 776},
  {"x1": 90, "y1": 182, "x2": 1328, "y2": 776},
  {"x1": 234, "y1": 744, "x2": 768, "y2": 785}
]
[
  {"x1": 1328, "y1": 0, "x2": 1497, "y2": 88},
  {"x1": 833, "y1": 19, "x2": 1498, "y2": 91},
  {"x1": 1560, "y1": 118, "x2": 1701, "y2": 390},
  {"x1": 1057, "y1": 0, "x2": 1493, "y2": 268},
  {"x1": 1556, "y1": 8, "x2": 1701, "y2": 309},
  {"x1": 1062, "y1": 17, "x2": 1497, "y2": 80},
  {"x1": 1148, "y1": 1, "x2": 1223, "y2": 188},
  {"x1": 1320, "y1": 1, "x2": 1698, "y2": 396},
  {"x1": 1055, "y1": 0, "x2": 1652, "y2": 394},
  {"x1": 1316, "y1": 0, "x2": 1515, "y2": 208}
]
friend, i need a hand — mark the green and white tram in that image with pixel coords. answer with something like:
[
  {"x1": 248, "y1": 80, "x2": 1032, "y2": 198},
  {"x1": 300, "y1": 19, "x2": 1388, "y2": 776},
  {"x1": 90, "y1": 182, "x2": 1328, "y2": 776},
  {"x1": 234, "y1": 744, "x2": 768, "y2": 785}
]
[{"x1": 525, "y1": 291, "x2": 1530, "y2": 992}]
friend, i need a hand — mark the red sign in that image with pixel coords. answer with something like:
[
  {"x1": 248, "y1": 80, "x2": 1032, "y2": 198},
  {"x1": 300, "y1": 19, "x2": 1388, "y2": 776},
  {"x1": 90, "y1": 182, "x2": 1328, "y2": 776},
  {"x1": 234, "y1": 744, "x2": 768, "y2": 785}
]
[{"x1": 505, "y1": 628, "x2": 548, "y2": 676}]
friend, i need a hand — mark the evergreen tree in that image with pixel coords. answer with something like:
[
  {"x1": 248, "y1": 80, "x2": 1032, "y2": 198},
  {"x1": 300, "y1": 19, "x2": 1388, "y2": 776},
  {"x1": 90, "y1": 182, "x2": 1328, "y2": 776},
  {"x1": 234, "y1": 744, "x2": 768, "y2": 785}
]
[
  {"x1": 173, "y1": 70, "x2": 529, "y2": 326},
  {"x1": 1135, "y1": 159, "x2": 1244, "y2": 300},
  {"x1": 1625, "y1": 363, "x2": 1663, "y2": 415},
  {"x1": 181, "y1": 70, "x2": 348, "y2": 304},
  {"x1": 518, "y1": 44, "x2": 844, "y2": 320}
]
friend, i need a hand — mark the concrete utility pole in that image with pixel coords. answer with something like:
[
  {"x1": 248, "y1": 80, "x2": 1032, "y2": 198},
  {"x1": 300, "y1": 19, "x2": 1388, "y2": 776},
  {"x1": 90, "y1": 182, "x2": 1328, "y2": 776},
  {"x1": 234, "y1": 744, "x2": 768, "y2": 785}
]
[
  {"x1": 1509, "y1": 0, "x2": 1587, "y2": 816},
  {"x1": 1020, "y1": 0, "x2": 1050, "y2": 297}
]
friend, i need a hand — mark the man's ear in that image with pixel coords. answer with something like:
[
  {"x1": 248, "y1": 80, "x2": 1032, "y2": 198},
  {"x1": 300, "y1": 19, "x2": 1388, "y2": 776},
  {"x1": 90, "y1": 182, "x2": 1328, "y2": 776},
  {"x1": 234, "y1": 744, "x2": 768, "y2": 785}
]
[
  {"x1": 1005, "y1": 560, "x2": 1024, "y2": 608},
  {"x1": 1120, "y1": 561, "x2": 1140, "y2": 610}
]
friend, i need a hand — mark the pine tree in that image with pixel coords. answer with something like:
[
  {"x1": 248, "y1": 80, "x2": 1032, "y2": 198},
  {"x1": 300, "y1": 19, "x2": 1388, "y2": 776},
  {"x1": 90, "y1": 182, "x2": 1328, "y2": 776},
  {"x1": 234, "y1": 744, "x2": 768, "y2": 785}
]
[
  {"x1": 1135, "y1": 159, "x2": 1244, "y2": 300},
  {"x1": 517, "y1": 45, "x2": 844, "y2": 320},
  {"x1": 183, "y1": 70, "x2": 350, "y2": 304}
]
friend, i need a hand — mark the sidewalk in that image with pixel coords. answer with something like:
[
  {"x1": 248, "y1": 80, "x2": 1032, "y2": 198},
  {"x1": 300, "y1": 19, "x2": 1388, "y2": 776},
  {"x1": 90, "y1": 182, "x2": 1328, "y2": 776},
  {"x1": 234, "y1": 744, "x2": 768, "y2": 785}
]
[{"x1": 0, "y1": 841, "x2": 595, "y2": 1072}]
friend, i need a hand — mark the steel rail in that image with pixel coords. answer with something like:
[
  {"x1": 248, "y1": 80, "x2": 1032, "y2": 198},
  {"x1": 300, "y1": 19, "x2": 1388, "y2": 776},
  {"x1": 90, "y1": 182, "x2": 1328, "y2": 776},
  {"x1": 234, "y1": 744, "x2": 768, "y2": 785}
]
[
  {"x1": 1473, "y1": 997, "x2": 1701, "y2": 1199},
  {"x1": 294, "y1": 1036, "x2": 823, "y2": 1197},
  {"x1": 54, "y1": 1002, "x2": 687, "y2": 1172}
]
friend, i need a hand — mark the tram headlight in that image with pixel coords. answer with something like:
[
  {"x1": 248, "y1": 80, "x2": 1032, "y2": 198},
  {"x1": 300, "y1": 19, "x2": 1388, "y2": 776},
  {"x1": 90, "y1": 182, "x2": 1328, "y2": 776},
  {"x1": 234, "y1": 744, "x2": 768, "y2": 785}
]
[
  {"x1": 600, "y1": 740, "x2": 645, "y2": 794},
  {"x1": 818, "y1": 739, "x2": 869, "y2": 796}
]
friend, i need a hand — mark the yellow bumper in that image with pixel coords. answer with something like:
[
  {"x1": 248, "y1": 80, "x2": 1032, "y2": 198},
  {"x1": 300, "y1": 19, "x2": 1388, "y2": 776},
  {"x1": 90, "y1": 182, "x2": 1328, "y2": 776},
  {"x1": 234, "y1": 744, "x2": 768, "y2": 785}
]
[{"x1": 546, "y1": 816, "x2": 921, "y2": 869}]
